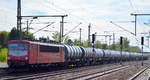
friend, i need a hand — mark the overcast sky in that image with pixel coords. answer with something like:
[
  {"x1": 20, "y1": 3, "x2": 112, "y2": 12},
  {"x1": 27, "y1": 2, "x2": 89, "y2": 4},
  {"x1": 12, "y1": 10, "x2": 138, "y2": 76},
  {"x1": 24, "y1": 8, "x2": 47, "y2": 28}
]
[{"x1": 0, "y1": 0, "x2": 150, "y2": 51}]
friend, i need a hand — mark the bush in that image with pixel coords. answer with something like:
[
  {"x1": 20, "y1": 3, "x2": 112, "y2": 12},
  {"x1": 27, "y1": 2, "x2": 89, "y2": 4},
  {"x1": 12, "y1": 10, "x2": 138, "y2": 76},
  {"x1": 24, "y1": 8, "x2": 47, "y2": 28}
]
[{"x1": 0, "y1": 48, "x2": 8, "y2": 63}]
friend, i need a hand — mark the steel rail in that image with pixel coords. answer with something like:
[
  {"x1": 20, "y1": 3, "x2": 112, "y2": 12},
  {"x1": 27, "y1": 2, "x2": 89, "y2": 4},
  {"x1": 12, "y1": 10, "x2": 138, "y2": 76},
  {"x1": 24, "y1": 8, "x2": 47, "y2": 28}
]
[
  {"x1": 68, "y1": 66, "x2": 129, "y2": 80},
  {"x1": 128, "y1": 66, "x2": 150, "y2": 80},
  {"x1": 2, "y1": 64, "x2": 121, "y2": 80},
  {"x1": 1, "y1": 64, "x2": 117, "y2": 80}
]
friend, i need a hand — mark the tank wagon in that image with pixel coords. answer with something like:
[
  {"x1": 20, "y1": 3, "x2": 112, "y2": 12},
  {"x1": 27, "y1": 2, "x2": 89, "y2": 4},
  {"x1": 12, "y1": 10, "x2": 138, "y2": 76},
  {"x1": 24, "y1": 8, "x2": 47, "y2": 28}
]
[{"x1": 7, "y1": 40, "x2": 149, "y2": 68}]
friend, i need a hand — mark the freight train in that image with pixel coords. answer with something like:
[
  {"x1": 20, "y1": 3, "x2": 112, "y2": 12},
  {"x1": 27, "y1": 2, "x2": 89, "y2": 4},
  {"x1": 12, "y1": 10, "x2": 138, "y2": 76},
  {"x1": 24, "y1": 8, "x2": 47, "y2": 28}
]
[{"x1": 7, "y1": 40, "x2": 149, "y2": 68}]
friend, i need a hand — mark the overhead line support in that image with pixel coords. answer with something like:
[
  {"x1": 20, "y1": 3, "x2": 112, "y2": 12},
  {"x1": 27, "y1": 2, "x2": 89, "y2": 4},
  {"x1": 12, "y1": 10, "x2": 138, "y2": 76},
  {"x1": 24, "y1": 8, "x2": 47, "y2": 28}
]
[
  {"x1": 88, "y1": 24, "x2": 91, "y2": 47},
  {"x1": 131, "y1": 13, "x2": 150, "y2": 36},
  {"x1": 17, "y1": 0, "x2": 22, "y2": 40},
  {"x1": 21, "y1": 15, "x2": 68, "y2": 43},
  {"x1": 21, "y1": 15, "x2": 68, "y2": 18}
]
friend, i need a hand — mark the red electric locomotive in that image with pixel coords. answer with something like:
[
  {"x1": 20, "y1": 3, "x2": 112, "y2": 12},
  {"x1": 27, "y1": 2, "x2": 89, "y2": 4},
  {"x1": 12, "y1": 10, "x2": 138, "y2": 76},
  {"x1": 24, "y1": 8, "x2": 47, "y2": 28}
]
[{"x1": 8, "y1": 40, "x2": 64, "y2": 68}]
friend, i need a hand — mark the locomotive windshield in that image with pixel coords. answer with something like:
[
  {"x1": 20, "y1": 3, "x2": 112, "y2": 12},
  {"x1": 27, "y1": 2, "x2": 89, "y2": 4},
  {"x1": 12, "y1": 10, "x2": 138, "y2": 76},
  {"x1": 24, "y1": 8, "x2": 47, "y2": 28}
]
[{"x1": 8, "y1": 44, "x2": 28, "y2": 56}]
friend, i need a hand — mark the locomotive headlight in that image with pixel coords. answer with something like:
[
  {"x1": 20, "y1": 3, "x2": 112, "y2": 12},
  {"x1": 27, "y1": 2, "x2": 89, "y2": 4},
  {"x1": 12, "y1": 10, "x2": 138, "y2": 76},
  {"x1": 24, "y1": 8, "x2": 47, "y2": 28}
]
[{"x1": 25, "y1": 57, "x2": 28, "y2": 60}]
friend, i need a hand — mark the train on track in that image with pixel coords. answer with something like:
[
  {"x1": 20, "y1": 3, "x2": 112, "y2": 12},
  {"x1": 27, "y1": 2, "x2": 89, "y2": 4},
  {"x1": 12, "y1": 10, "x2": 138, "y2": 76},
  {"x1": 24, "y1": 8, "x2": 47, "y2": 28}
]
[{"x1": 7, "y1": 40, "x2": 149, "y2": 68}]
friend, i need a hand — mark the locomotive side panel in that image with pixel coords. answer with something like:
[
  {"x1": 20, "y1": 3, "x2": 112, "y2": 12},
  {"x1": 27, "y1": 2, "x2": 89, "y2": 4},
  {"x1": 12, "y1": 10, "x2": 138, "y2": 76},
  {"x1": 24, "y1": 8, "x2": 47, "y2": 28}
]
[
  {"x1": 28, "y1": 44, "x2": 38, "y2": 64},
  {"x1": 34, "y1": 45, "x2": 64, "y2": 64}
]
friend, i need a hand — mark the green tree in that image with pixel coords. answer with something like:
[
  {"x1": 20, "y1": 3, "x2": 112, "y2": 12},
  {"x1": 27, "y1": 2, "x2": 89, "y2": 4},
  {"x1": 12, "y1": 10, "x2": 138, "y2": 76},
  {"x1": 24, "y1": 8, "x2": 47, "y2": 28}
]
[
  {"x1": 101, "y1": 44, "x2": 108, "y2": 49},
  {"x1": 95, "y1": 41, "x2": 102, "y2": 48},
  {"x1": 63, "y1": 36, "x2": 70, "y2": 44},
  {"x1": 0, "y1": 31, "x2": 9, "y2": 48},
  {"x1": 52, "y1": 31, "x2": 60, "y2": 42},
  {"x1": 21, "y1": 31, "x2": 35, "y2": 40},
  {"x1": 73, "y1": 39, "x2": 81, "y2": 46},
  {"x1": 52, "y1": 31, "x2": 69, "y2": 44},
  {"x1": 9, "y1": 27, "x2": 35, "y2": 40},
  {"x1": 109, "y1": 44, "x2": 116, "y2": 50},
  {"x1": 39, "y1": 37, "x2": 47, "y2": 42},
  {"x1": 123, "y1": 38, "x2": 129, "y2": 49},
  {"x1": 82, "y1": 40, "x2": 88, "y2": 47},
  {"x1": 8, "y1": 27, "x2": 18, "y2": 40},
  {"x1": 109, "y1": 37, "x2": 141, "y2": 52},
  {"x1": 129, "y1": 46, "x2": 141, "y2": 52}
]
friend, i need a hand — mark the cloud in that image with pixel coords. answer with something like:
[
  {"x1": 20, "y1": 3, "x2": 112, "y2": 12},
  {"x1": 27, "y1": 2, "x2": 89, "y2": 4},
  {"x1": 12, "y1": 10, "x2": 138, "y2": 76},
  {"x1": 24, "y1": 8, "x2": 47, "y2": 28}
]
[
  {"x1": 0, "y1": 8, "x2": 16, "y2": 31},
  {"x1": 0, "y1": 0, "x2": 150, "y2": 51}
]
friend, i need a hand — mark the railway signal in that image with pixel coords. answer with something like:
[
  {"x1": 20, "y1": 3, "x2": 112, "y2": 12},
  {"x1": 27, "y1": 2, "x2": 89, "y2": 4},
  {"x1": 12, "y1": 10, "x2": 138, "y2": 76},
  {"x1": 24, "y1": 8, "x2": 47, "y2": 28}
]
[
  {"x1": 92, "y1": 33, "x2": 96, "y2": 54},
  {"x1": 88, "y1": 24, "x2": 91, "y2": 47},
  {"x1": 92, "y1": 34, "x2": 96, "y2": 43},
  {"x1": 120, "y1": 36, "x2": 123, "y2": 65},
  {"x1": 141, "y1": 37, "x2": 144, "y2": 66},
  {"x1": 141, "y1": 37, "x2": 144, "y2": 45},
  {"x1": 120, "y1": 36, "x2": 123, "y2": 45}
]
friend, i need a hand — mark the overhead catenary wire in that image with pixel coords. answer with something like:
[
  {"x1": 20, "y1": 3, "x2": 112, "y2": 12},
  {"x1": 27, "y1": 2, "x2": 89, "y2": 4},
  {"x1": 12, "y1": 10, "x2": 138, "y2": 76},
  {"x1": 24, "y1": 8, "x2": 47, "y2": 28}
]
[
  {"x1": 23, "y1": 27, "x2": 56, "y2": 33},
  {"x1": 128, "y1": 0, "x2": 139, "y2": 13},
  {"x1": 30, "y1": 1, "x2": 88, "y2": 38},
  {"x1": 64, "y1": 22, "x2": 82, "y2": 37},
  {"x1": 47, "y1": 1, "x2": 91, "y2": 24},
  {"x1": 22, "y1": 0, "x2": 108, "y2": 37},
  {"x1": 110, "y1": 21, "x2": 135, "y2": 35},
  {"x1": 109, "y1": 21, "x2": 148, "y2": 48},
  {"x1": 33, "y1": 22, "x2": 55, "y2": 34}
]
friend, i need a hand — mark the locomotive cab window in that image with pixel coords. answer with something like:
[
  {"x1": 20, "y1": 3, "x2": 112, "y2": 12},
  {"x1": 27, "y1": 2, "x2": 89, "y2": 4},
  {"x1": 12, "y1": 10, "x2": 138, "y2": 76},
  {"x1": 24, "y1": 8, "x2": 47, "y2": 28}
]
[{"x1": 40, "y1": 45, "x2": 59, "y2": 53}]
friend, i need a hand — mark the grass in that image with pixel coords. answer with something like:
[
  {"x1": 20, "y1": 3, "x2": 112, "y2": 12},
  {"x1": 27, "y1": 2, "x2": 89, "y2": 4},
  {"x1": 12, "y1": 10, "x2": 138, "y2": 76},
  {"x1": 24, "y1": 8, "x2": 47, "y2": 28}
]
[{"x1": 0, "y1": 48, "x2": 8, "y2": 63}]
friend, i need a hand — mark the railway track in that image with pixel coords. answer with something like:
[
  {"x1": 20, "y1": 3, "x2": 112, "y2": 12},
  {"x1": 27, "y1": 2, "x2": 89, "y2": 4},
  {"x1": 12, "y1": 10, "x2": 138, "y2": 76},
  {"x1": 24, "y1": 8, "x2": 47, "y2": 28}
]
[
  {"x1": 128, "y1": 65, "x2": 150, "y2": 80},
  {"x1": 0, "y1": 61, "x2": 149, "y2": 80},
  {"x1": 0, "y1": 68, "x2": 11, "y2": 77},
  {"x1": 0, "y1": 68, "x2": 31, "y2": 78},
  {"x1": 0, "y1": 63, "x2": 122, "y2": 80},
  {"x1": 67, "y1": 66, "x2": 129, "y2": 80}
]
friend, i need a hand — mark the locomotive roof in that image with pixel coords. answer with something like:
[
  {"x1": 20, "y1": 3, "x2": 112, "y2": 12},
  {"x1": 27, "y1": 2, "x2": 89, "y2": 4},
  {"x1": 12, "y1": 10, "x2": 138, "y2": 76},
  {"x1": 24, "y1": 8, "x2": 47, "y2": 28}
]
[{"x1": 8, "y1": 40, "x2": 64, "y2": 47}]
